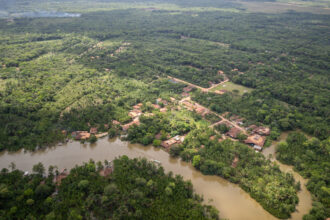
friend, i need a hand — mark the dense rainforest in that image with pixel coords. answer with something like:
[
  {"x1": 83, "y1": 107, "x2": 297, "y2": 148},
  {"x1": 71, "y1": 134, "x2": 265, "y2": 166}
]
[
  {"x1": 0, "y1": 0, "x2": 329, "y2": 219},
  {"x1": 0, "y1": 4, "x2": 329, "y2": 151},
  {"x1": 0, "y1": 156, "x2": 219, "y2": 219}
]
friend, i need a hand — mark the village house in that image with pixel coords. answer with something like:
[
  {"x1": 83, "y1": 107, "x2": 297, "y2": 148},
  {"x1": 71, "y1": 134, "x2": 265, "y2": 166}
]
[
  {"x1": 129, "y1": 109, "x2": 142, "y2": 118},
  {"x1": 161, "y1": 139, "x2": 177, "y2": 150},
  {"x1": 181, "y1": 92, "x2": 190, "y2": 97},
  {"x1": 218, "y1": 70, "x2": 224, "y2": 75},
  {"x1": 253, "y1": 126, "x2": 271, "y2": 136},
  {"x1": 122, "y1": 118, "x2": 140, "y2": 131},
  {"x1": 95, "y1": 132, "x2": 108, "y2": 138},
  {"x1": 161, "y1": 135, "x2": 185, "y2": 150},
  {"x1": 244, "y1": 134, "x2": 266, "y2": 151},
  {"x1": 90, "y1": 127, "x2": 98, "y2": 134},
  {"x1": 144, "y1": 112, "x2": 155, "y2": 117},
  {"x1": 53, "y1": 169, "x2": 68, "y2": 186},
  {"x1": 133, "y1": 103, "x2": 143, "y2": 109},
  {"x1": 226, "y1": 127, "x2": 242, "y2": 139},
  {"x1": 99, "y1": 166, "x2": 113, "y2": 177},
  {"x1": 152, "y1": 104, "x2": 161, "y2": 109},
  {"x1": 112, "y1": 120, "x2": 121, "y2": 125},
  {"x1": 72, "y1": 131, "x2": 91, "y2": 140}
]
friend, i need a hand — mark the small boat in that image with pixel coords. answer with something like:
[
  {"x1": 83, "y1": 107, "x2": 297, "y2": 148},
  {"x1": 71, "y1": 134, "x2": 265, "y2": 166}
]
[{"x1": 152, "y1": 160, "x2": 161, "y2": 164}]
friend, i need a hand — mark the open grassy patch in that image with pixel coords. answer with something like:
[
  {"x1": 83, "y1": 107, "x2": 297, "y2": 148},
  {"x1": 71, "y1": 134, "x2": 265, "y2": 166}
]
[{"x1": 211, "y1": 81, "x2": 253, "y2": 95}]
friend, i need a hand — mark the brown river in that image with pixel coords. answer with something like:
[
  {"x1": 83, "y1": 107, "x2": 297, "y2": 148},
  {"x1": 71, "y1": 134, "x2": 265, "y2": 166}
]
[{"x1": 0, "y1": 135, "x2": 312, "y2": 220}]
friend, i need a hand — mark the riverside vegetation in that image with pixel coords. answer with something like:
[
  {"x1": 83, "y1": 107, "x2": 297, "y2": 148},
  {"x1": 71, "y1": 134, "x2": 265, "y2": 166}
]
[
  {"x1": 0, "y1": 0, "x2": 329, "y2": 219},
  {"x1": 0, "y1": 156, "x2": 219, "y2": 219},
  {"x1": 276, "y1": 133, "x2": 330, "y2": 220}
]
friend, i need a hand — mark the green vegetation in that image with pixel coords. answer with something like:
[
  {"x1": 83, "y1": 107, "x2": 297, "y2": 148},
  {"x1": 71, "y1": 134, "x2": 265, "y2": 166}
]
[
  {"x1": 174, "y1": 128, "x2": 299, "y2": 219},
  {"x1": 0, "y1": 156, "x2": 219, "y2": 219},
  {"x1": 0, "y1": 0, "x2": 329, "y2": 219},
  {"x1": 127, "y1": 111, "x2": 299, "y2": 219},
  {"x1": 0, "y1": 4, "x2": 328, "y2": 152},
  {"x1": 276, "y1": 132, "x2": 330, "y2": 220}
]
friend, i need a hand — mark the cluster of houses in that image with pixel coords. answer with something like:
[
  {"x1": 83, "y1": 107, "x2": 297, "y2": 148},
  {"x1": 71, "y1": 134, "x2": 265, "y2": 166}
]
[
  {"x1": 122, "y1": 104, "x2": 143, "y2": 131},
  {"x1": 71, "y1": 126, "x2": 108, "y2": 141},
  {"x1": 122, "y1": 98, "x2": 173, "y2": 131},
  {"x1": 180, "y1": 99, "x2": 210, "y2": 116},
  {"x1": 152, "y1": 98, "x2": 168, "y2": 113},
  {"x1": 214, "y1": 114, "x2": 271, "y2": 152},
  {"x1": 225, "y1": 124, "x2": 270, "y2": 151},
  {"x1": 243, "y1": 125, "x2": 270, "y2": 151},
  {"x1": 128, "y1": 103, "x2": 143, "y2": 118}
]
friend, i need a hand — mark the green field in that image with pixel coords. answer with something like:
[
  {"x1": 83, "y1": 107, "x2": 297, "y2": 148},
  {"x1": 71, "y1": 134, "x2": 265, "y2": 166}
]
[{"x1": 211, "y1": 81, "x2": 253, "y2": 95}]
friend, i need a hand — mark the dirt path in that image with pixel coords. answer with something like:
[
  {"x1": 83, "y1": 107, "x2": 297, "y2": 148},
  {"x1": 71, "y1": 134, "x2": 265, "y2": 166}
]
[
  {"x1": 208, "y1": 79, "x2": 229, "y2": 91},
  {"x1": 168, "y1": 76, "x2": 228, "y2": 93},
  {"x1": 179, "y1": 96, "x2": 247, "y2": 134},
  {"x1": 209, "y1": 120, "x2": 225, "y2": 128},
  {"x1": 210, "y1": 110, "x2": 247, "y2": 134}
]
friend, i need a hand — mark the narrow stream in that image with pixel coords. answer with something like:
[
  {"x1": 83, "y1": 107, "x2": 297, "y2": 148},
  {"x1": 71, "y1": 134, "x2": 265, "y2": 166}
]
[
  {"x1": 262, "y1": 132, "x2": 313, "y2": 220},
  {"x1": 0, "y1": 136, "x2": 312, "y2": 219}
]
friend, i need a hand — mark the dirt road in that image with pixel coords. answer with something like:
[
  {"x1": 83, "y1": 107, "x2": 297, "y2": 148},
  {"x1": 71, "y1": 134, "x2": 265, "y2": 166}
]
[{"x1": 168, "y1": 76, "x2": 228, "y2": 93}]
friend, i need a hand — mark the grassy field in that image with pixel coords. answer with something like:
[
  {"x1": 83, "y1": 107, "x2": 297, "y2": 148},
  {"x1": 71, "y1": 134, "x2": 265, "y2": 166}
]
[{"x1": 211, "y1": 81, "x2": 253, "y2": 95}]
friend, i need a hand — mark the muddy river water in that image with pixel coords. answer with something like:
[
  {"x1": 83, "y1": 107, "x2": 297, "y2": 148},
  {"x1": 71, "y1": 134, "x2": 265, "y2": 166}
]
[{"x1": 0, "y1": 136, "x2": 312, "y2": 220}]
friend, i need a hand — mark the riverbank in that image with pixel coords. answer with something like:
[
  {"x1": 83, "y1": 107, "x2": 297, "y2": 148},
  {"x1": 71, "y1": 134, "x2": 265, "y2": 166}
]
[
  {"x1": 262, "y1": 132, "x2": 313, "y2": 220},
  {"x1": 0, "y1": 136, "x2": 314, "y2": 220},
  {"x1": 0, "y1": 137, "x2": 278, "y2": 220}
]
